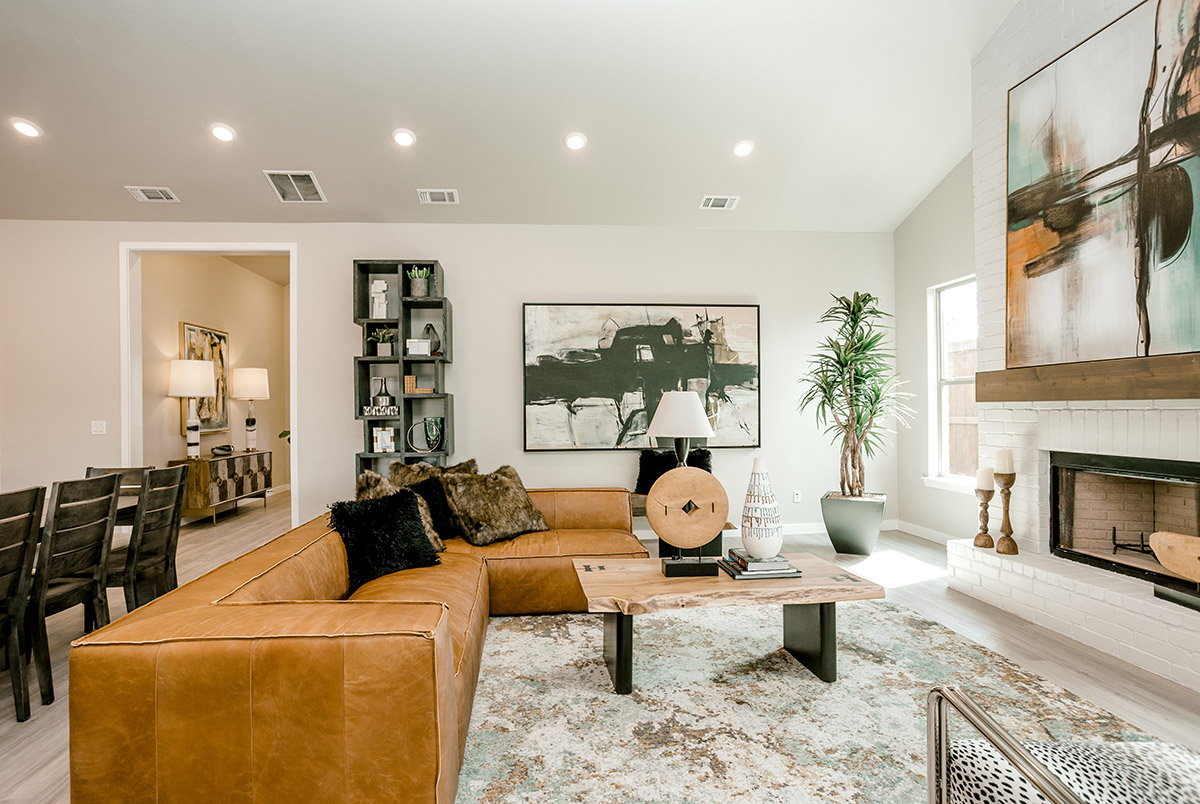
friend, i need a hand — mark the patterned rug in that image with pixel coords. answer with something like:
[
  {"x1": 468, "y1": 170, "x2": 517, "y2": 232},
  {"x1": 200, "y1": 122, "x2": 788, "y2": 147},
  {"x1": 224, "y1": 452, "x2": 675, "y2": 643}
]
[{"x1": 457, "y1": 600, "x2": 1146, "y2": 803}]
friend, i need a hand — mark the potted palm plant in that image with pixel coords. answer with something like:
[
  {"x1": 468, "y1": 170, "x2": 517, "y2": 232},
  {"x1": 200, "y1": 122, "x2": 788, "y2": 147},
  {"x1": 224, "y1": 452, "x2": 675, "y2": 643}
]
[{"x1": 799, "y1": 292, "x2": 912, "y2": 555}]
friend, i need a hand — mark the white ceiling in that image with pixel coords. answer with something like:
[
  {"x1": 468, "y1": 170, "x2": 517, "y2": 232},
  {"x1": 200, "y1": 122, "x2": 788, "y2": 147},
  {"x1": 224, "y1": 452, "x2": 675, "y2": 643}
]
[{"x1": 0, "y1": 0, "x2": 1016, "y2": 231}]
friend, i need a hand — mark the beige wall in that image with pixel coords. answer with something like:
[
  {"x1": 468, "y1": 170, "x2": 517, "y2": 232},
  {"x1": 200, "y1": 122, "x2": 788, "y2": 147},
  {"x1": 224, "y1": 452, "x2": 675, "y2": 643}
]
[
  {"x1": 0, "y1": 220, "x2": 896, "y2": 527},
  {"x1": 893, "y1": 155, "x2": 979, "y2": 540},
  {"x1": 140, "y1": 253, "x2": 290, "y2": 485}
]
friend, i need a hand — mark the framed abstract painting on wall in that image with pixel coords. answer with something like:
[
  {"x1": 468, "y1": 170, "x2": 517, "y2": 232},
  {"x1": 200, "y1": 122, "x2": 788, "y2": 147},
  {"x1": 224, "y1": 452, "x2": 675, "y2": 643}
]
[
  {"x1": 179, "y1": 322, "x2": 230, "y2": 434},
  {"x1": 1006, "y1": 0, "x2": 1200, "y2": 368},
  {"x1": 523, "y1": 303, "x2": 760, "y2": 451}
]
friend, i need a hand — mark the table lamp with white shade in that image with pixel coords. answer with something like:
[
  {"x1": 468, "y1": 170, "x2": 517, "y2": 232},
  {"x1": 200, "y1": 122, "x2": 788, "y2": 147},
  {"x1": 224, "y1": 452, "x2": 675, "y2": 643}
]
[
  {"x1": 232, "y1": 368, "x2": 270, "y2": 451},
  {"x1": 646, "y1": 390, "x2": 714, "y2": 466},
  {"x1": 168, "y1": 359, "x2": 215, "y2": 459}
]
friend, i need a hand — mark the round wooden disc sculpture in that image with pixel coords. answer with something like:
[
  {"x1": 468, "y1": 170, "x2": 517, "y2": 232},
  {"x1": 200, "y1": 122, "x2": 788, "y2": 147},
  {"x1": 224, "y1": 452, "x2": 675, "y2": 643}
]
[{"x1": 646, "y1": 467, "x2": 730, "y2": 549}]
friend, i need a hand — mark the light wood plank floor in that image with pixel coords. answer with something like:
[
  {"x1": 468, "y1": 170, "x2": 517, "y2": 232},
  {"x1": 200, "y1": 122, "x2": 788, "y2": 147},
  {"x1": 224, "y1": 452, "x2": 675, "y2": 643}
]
[{"x1": 2, "y1": 506, "x2": 1198, "y2": 802}]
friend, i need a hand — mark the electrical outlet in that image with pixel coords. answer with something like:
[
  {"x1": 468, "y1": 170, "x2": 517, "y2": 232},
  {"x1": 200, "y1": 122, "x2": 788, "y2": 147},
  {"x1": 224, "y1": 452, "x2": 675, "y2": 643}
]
[
  {"x1": 91, "y1": 420, "x2": 107, "y2": 435},
  {"x1": 793, "y1": 490, "x2": 802, "y2": 503}
]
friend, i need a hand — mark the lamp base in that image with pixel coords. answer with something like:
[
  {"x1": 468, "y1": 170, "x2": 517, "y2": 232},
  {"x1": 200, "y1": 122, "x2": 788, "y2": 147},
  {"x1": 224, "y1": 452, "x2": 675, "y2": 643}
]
[{"x1": 662, "y1": 557, "x2": 719, "y2": 577}]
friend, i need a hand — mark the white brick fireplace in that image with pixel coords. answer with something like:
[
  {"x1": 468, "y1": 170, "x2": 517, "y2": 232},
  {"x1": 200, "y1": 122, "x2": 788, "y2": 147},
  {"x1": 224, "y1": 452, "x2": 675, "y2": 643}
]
[{"x1": 950, "y1": 0, "x2": 1200, "y2": 693}]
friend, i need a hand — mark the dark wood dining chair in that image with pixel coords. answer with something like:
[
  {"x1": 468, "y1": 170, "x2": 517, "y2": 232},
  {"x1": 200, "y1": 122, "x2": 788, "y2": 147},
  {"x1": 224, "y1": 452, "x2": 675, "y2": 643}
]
[
  {"x1": 85, "y1": 466, "x2": 151, "y2": 527},
  {"x1": 0, "y1": 486, "x2": 45, "y2": 722},
  {"x1": 26, "y1": 474, "x2": 119, "y2": 706},
  {"x1": 103, "y1": 465, "x2": 187, "y2": 612}
]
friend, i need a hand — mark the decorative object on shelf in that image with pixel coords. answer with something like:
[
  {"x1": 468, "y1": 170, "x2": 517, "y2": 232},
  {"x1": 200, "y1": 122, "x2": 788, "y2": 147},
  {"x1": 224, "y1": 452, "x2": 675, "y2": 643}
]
[
  {"x1": 406, "y1": 417, "x2": 443, "y2": 453},
  {"x1": 800, "y1": 293, "x2": 912, "y2": 556},
  {"x1": 1007, "y1": 3, "x2": 1200, "y2": 369},
  {"x1": 647, "y1": 466, "x2": 729, "y2": 577},
  {"x1": 372, "y1": 427, "x2": 396, "y2": 454},
  {"x1": 231, "y1": 367, "x2": 269, "y2": 451},
  {"x1": 406, "y1": 338, "x2": 432, "y2": 356},
  {"x1": 974, "y1": 466, "x2": 996, "y2": 549},
  {"x1": 368, "y1": 328, "x2": 396, "y2": 356},
  {"x1": 994, "y1": 450, "x2": 1018, "y2": 555},
  {"x1": 179, "y1": 322, "x2": 229, "y2": 434},
  {"x1": 404, "y1": 375, "x2": 418, "y2": 394},
  {"x1": 372, "y1": 377, "x2": 396, "y2": 407},
  {"x1": 407, "y1": 264, "x2": 431, "y2": 297},
  {"x1": 646, "y1": 390, "x2": 715, "y2": 467},
  {"x1": 523, "y1": 303, "x2": 760, "y2": 451},
  {"x1": 740, "y1": 458, "x2": 783, "y2": 560},
  {"x1": 167, "y1": 359, "x2": 216, "y2": 459},
  {"x1": 370, "y1": 279, "x2": 389, "y2": 319},
  {"x1": 210, "y1": 444, "x2": 234, "y2": 456},
  {"x1": 423, "y1": 417, "x2": 445, "y2": 450},
  {"x1": 422, "y1": 323, "x2": 442, "y2": 355},
  {"x1": 362, "y1": 405, "x2": 400, "y2": 417}
]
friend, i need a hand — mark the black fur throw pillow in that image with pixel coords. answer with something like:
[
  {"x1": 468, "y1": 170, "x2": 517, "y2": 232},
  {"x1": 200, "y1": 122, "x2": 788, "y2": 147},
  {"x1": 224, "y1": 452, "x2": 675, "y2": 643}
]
[
  {"x1": 328, "y1": 489, "x2": 440, "y2": 591},
  {"x1": 442, "y1": 465, "x2": 548, "y2": 546},
  {"x1": 634, "y1": 448, "x2": 713, "y2": 494},
  {"x1": 409, "y1": 476, "x2": 467, "y2": 542}
]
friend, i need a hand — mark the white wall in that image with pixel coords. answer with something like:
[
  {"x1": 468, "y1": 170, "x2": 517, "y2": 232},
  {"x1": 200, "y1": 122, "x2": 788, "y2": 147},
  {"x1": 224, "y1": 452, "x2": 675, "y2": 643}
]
[
  {"x1": 140, "y1": 253, "x2": 290, "y2": 485},
  {"x1": 0, "y1": 220, "x2": 896, "y2": 527},
  {"x1": 894, "y1": 155, "x2": 979, "y2": 541}
]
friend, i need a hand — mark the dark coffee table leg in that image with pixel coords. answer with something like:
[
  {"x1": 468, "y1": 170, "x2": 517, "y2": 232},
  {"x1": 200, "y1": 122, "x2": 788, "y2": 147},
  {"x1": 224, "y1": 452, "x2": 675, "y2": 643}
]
[
  {"x1": 783, "y1": 602, "x2": 837, "y2": 682},
  {"x1": 603, "y1": 612, "x2": 633, "y2": 694}
]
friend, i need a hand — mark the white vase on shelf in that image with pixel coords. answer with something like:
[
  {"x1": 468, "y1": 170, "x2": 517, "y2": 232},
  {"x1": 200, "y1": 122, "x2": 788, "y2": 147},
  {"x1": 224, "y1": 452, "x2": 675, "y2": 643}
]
[{"x1": 741, "y1": 458, "x2": 783, "y2": 559}]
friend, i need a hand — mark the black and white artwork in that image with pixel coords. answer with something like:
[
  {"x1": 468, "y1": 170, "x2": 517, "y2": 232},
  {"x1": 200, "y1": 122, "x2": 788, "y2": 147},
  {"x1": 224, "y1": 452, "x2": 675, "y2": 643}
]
[{"x1": 523, "y1": 304, "x2": 760, "y2": 451}]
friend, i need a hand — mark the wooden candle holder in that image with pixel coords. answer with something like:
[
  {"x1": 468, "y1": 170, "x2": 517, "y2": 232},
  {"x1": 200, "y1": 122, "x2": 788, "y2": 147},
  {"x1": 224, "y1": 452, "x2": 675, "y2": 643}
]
[
  {"x1": 994, "y1": 472, "x2": 1018, "y2": 555},
  {"x1": 974, "y1": 488, "x2": 995, "y2": 548}
]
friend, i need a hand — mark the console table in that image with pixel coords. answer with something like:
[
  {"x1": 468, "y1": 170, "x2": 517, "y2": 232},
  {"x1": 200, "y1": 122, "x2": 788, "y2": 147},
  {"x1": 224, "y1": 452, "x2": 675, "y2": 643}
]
[{"x1": 169, "y1": 450, "x2": 272, "y2": 525}]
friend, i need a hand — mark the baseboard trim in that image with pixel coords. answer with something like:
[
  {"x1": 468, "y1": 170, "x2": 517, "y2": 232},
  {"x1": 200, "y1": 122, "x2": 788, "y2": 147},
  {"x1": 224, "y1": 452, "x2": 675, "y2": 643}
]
[
  {"x1": 267, "y1": 484, "x2": 290, "y2": 496},
  {"x1": 895, "y1": 519, "x2": 959, "y2": 544}
]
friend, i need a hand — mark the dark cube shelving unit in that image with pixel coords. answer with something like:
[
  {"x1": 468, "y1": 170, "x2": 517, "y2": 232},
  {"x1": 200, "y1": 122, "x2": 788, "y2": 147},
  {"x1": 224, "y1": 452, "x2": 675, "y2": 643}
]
[{"x1": 352, "y1": 260, "x2": 454, "y2": 479}]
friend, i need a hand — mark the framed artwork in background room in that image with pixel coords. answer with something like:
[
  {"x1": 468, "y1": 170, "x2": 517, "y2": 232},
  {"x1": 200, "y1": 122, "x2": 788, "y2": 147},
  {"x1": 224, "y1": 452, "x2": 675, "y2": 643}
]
[
  {"x1": 179, "y1": 322, "x2": 230, "y2": 434},
  {"x1": 523, "y1": 303, "x2": 760, "y2": 451}
]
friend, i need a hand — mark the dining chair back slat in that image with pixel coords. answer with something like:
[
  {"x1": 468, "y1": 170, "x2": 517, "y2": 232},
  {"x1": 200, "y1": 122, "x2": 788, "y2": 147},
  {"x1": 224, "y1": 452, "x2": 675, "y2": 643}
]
[
  {"x1": 84, "y1": 466, "x2": 150, "y2": 498},
  {"x1": 0, "y1": 485, "x2": 45, "y2": 722},
  {"x1": 54, "y1": 474, "x2": 123, "y2": 506}
]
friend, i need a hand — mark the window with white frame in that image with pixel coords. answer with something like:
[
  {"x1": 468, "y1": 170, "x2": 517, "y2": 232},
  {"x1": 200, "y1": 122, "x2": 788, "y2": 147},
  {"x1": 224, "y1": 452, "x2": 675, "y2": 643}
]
[{"x1": 931, "y1": 278, "x2": 978, "y2": 478}]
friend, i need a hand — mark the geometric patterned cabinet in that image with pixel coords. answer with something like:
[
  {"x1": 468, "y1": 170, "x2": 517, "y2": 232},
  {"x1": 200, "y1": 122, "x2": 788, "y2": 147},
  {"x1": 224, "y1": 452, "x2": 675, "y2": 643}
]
[{"x1": 169, "y1": 450, "x2": 272, "y2": 525}]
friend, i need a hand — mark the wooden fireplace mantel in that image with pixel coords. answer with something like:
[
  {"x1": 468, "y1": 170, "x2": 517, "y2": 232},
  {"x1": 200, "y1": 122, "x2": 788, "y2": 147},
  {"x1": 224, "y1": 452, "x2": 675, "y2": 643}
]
[{"x1": 976, "y1": 353, "x2": 1200, "y2": 403}]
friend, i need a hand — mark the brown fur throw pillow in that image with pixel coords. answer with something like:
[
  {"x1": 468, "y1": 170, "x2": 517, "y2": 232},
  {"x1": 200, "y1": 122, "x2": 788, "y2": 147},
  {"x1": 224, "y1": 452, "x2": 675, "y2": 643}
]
[
  {"x1": 354, "y1": 470, "x2": 444, "y2": 551},
  {"x1": 442, "y1": 465, "x2": 548, "y2": 546},
  {"x1": 388, "y1": 458, "x2": 478, "y2": 488}
]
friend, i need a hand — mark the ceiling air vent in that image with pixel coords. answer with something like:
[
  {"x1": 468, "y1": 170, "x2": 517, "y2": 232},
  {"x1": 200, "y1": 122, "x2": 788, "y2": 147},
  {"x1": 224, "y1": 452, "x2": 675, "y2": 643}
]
[
  {"x1": 417, "y1": 189, "x2": 459, "y2": 205},
  {"x1": 700, "y1": 195, "x2": 740, "y2": 210},
  {"x1": 263, "y1": 170, "x2": 327, "y2": 203},
  {"x1": 125, "y1": 186, "x2": 180, "y2": 203}
]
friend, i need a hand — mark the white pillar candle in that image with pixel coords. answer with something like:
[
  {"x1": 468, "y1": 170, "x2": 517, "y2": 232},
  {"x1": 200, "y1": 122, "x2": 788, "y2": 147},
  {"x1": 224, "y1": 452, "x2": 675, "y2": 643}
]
[
  {"x1": 995, "y1": 449, "x2": 1015, "y2": 474},
  {"x1": 976, "y1": 467, "x2": 994, "y2": 489}
]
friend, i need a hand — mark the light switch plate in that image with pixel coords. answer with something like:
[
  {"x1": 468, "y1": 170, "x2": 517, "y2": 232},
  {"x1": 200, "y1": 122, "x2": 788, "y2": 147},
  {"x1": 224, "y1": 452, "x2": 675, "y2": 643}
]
[
  {"x1": 793, "y1": 490, "x2": 802, "y2": 503},
  {"x1": 91, "y1": 420, "x2": 107, "y2": 435}
]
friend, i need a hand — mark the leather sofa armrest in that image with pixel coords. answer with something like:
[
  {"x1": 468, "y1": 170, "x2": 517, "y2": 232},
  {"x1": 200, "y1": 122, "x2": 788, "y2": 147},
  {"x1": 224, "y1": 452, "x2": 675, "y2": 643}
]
[
  {"x1": 70, "y1": 601, "x2": 459, "y2": 804},
  {"x1": 528, "y1": 487, "x2": 633, "y2": 531}
]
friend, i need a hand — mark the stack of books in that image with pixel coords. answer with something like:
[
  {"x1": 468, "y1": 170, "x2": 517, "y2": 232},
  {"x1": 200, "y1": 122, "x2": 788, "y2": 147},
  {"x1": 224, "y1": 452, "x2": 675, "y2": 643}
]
[{"x1": 716, "y1": 548, "x2": 802, "y2": 580}]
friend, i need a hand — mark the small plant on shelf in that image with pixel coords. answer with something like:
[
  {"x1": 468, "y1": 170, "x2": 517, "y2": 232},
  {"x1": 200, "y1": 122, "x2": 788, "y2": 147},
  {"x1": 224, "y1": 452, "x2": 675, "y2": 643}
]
[
  {"x1": 367, "y1": 328, "x2": 397, "y2": 356},
  {"x1": 405, "y1": 265, "x2": 431, "y2": 279},
  {"x1": 406, "y1": 264, "x2": 432, "y2": 297}
]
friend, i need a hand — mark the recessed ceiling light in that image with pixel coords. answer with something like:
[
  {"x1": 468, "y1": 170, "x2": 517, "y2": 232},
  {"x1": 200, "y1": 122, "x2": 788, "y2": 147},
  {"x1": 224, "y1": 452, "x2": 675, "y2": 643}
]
[
  {"x1": 564, "y1": 132, "x2": 588, "y2": 151},
  {"x1": 11, "y1": 118, "x2": 42, "y2": 138},
  {"x1": 210, "y1": 123, "x2": 237, "y2": 142},
  {"x1": 733, "y1": 140, "x2": 755, "y2": 157},
  {"x1": 392, "y1": 128, "x2": 417, "y2": 147}
]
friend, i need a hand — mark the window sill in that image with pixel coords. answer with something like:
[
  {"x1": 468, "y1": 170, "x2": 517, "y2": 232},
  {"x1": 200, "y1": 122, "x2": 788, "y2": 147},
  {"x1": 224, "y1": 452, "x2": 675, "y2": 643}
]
[{"x1": 922, "y1": 476, "x2": 977, "y2": 496}]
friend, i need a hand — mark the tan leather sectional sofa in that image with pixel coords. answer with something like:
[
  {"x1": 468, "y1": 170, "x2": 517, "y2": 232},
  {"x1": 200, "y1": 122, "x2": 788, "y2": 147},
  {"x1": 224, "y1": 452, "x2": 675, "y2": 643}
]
[{"x1": 69, "y1": 487, "x2": 647, "y2": 804}]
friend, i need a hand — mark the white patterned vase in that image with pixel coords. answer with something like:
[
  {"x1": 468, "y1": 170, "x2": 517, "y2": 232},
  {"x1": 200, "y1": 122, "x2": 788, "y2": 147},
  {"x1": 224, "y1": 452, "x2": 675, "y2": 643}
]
[{"x1": 741, "y1": 458, "x2": 783, "y2": 559}]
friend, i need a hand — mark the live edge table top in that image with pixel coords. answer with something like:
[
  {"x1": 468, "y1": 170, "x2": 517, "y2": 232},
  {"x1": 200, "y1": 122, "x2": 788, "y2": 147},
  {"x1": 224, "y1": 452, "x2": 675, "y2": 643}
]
[{"x1": 572, "y1": 553, "x2": 885, "y2": 616}]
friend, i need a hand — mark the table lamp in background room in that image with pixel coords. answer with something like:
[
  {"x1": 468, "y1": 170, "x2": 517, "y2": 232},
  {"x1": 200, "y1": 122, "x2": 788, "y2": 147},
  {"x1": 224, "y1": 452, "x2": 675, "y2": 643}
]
[
  {"x1": 168, "y1": 359, "x2": 216, "y2": 459},
  {"x1": 232, "y1": 368, "x2": 270, "y2": 451},
  {"x1": 647, "y1": 390, "x2": 714, "y2": 465}
]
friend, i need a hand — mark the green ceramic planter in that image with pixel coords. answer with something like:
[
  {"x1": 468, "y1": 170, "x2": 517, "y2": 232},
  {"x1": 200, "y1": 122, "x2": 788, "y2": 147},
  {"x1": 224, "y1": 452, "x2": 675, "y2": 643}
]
[{"x1": 820, "y1": 492, "x2": 886, "y2": 555}]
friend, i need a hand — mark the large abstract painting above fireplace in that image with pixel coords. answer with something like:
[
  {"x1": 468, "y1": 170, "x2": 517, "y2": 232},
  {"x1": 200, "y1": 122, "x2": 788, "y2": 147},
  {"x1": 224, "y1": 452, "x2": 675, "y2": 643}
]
[{"x1": 1050, "y1": 451, "x2": 1200, "y2": 607}]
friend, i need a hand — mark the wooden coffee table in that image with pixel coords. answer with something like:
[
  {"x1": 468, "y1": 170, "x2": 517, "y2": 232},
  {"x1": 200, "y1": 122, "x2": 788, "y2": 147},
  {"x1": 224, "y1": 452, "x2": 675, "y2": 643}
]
[{"x1": 572, "y1": 553, "x2": 885, "y2": 694}]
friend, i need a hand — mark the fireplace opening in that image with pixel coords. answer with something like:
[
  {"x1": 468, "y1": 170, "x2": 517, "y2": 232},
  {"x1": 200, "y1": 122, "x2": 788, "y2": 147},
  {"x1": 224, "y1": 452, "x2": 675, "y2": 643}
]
[{"x1": 1050, "y1": 451, "x2": 1200, "y2": 609}]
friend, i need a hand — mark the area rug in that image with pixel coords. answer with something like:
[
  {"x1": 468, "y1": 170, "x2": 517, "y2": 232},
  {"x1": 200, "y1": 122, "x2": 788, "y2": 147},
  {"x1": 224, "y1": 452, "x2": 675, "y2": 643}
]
[{"x1": 456, "y1": 600, "x2": 1146, "y2": 803}]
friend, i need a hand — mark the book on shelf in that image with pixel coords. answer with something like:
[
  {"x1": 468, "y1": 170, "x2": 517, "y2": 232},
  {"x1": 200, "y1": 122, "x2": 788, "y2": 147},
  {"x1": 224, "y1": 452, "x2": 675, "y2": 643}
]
[
  {"x1": 727, "y1": 548, "x2": 792, "y2": 572},
  {"x1": 716, "y1": 558, "x2": 802, "y2": 580}
]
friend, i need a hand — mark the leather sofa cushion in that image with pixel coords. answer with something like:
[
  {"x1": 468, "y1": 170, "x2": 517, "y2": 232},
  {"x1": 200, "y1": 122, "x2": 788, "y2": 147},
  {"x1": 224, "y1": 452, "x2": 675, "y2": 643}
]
[
  {"x1": 444, "y1": 529, "x2": 649, "y2": 615},
  {"x1": 349, "y1": 552, "x2": 488, "y2": 675},
  {"x1": 527, "y1": 488, "x2": 632, "y2": 532}
]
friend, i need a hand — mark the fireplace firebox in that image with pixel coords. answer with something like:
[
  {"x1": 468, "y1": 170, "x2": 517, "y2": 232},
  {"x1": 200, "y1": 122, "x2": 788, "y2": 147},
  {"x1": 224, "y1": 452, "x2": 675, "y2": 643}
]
[{"x1": 1050, "y1": 451, "x2": 1200, "y2": 610}]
